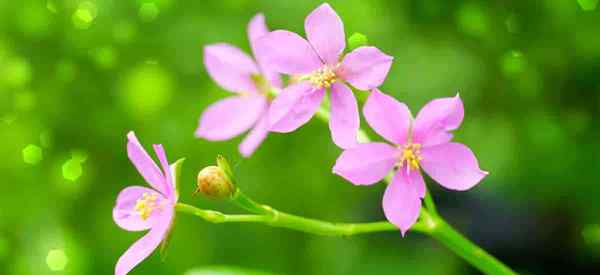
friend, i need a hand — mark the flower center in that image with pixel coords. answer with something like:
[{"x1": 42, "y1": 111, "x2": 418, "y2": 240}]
[
  {"x1": 134, "y1": 192, "x2": 160, "y2": 220},
  {"x1": 309, "y1": 66, "x2": 337, "y2": 89},
  {"x1": 397, "y1": 143, "x2": 423, "y2": 171},
  {"x1": 249, "y1": 74, "x2": 277, "y2": 101}
]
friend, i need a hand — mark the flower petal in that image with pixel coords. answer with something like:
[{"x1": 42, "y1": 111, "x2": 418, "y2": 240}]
[
  {"x1": 239, "y1": 112, "x2": 269, "y2": 157},
  {"x1": 412, "y1": 94, "x2": 464, "y2": 147},
  {"x1": 254, "y1": 30, "x2": 322, "y2": 75},
  {"x1": 363, "y1": 89, "x2": 411, "y2": 145},
  {"x1": 152, "y1": 144, "x2": 174, "y2": 201},
  {"x1": 420, "y1": 142, "x2": 488, "y2": 191},
  {"x1": 127, "y1": 132, "x2": 167, "y2": 195},
  {"x1": 204, "y1": 43, "x2": 259, "y2": 93},
  {"x1": 329, "y1": 83, "x2": 359, "y2": 149},
  {"x1": 268, "y1": 82, "x2": 325, "y2": 133},
  {"x1": 408, "y1": 169, "x2": 426, "y2": 199},
  {"x1": 338, "y1": 46, "x2": 393, "y2": 90},
  {"x1": 333, "y1": 142, "x2": 398, "y2": 185},
  {"x1": 112, "y1": 186, "x2": 167, "y2": 232},
  {"x1": 248, "y1": 13, "x2": 283, "y2": 88},
  {"x1": 195, "y1": 95, "x2": 267, "y2": 140},
  {"x1": 305, "y1": 3, "x2": 345, "y2": 65},
  {"x1": 383, "y1": 170, "x2": 422, "y2": 236},
  {"x1": 115, "y1": 208, "x2": 173, "y2": 275}
]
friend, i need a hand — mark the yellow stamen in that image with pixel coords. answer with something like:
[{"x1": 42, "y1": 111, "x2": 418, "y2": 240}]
[
  {"x1": 309, "y1": 66, "x2": 337, "y2": 89},
  {"x1": 134, "y1": 192, "x2": 159, "y2": 220},
  {"x1": 397, "y1": 143, "x2": 423, "y2": 171}
]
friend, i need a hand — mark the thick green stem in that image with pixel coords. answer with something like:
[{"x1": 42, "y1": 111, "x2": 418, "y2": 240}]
[
  {"x1": 427, "y1": 216, "x2": 517, "y2": 275},
  {"x1": 176, "y1": 202, "x2": 427, "y2": 236}
]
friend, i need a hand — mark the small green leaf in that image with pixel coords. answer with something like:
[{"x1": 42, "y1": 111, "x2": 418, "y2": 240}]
[
  {"x1": 348, "y1": 32, "x2": 368, "y2": 51},
  {"x1": 170, "y1": 158, "x2": 186, "y2": 199},
  {"x1": 161, "y1": 158, "x2": 185, "y2": 260},
  {"x1": 216, "y1": 155, "x2": 234, "y2": 180}
]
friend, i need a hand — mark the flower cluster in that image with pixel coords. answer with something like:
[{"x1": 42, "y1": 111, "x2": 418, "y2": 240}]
[
  {"x1": 114, "y1": 3, "x2": 488, "y2": 274},
  {"x1": 197, "y1": 2, "x2": 487, "y2": 234}
]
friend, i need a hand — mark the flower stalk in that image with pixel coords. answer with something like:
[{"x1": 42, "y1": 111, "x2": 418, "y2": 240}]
[
  {"x1": 176, "y1": 200, "x2": 430, "y2": 237},
  {"x1": 178, "y1": 189, "x2": 516, "y2": 274}
]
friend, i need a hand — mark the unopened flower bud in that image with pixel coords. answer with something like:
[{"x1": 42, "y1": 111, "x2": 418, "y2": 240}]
[{"x1": 196, "y1": 166, "x2": 234, "y2": 199}]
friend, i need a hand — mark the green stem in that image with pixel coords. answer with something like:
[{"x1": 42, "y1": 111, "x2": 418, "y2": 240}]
[
  {"x1": 177, "y1": 202, "x2": 428, "y2": 236},
  {"x1": 424, "y1": 189, "x2": 439, "y2": 217},
  {"x1": 427, "y1": 216, "x2": 517, "y2": 275},
  {"x1": 176, "y1": 203, "x2": 268, "y2": 223}
]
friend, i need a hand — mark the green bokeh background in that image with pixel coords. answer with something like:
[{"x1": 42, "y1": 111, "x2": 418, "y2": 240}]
[{"x1": 1, "y1": 0, "x2": 600, "y2": 274}]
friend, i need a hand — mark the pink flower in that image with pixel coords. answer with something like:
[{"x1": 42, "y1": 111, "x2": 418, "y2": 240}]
[
  {"x1": 333, "y1": 90, "x2": 488, "y2": 235},
  {"x1": 255, "y1": 3, "x2": 393, "y2": 148},
  {"x1": 113, "y1": 132, "x2": 179, "y2": 275},
  {"x1": 196, "y1": 14, "x2": 282, "y2": 157}
]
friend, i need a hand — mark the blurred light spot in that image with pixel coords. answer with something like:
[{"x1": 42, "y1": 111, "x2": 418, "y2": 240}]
[
  {"x1": 113, "y1": 21, "x2": 137, "y2": 44},
  {"x1": 46, "y1": 0, "x2": 57, "y2": 13},
  {"x1": 62, "y1": 158, "x2": 83, "y2": 181},
  {"x1": 139, "y1": 3, "x2": 159, "y2": 22},
  {"x1": 72, "y1": 1, "x2": 97, "y2": 29},
  {"x1": 14, "y1": 91, "x2": 36, "y2": 111},
  {"x1": 71, "y1": 150, "x2": 88, "y2": 163},
  {"x1": 501, "y1": 50, "x2": 526, "y2": 76},
  {"x1": 578, "y1": 0, "x2": 599, "y2": 11},
  {"x1": 23, "y1": 144, "x2": 43, "y2": 165},
  {"x1": 120, "y1": 64, "x2": 173, "y2": 119},
  {"x1": 504, "y1": 13, "x2": 520, "y2": 34},
  {"x1": 90, "y1": 46, "x2": 117, "y2": 69},
  {"x1": 456, "y1": 2, "x2": 489, "y2": 37},
  {"x1": 56, "y1": 60, "x2": 77, "y2": 83},
  {"x1": 1, "y1": 57, "x2": 32, "y2": 88},
  {"x1": 40, "y1": 131, "x2": 53, "y2": 147},
  {"x1": 17, "y1": 2, "x2": 52, "y2": 38},
  {"x1": 46, "y1": 249, "x2": 68, "y2": 271},
  {"x1": 583, "y1": 224, "x2": 600, "y2": 244}
]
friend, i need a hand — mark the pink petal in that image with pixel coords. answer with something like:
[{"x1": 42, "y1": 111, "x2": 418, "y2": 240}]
[
  {"x1": 412, "y1": 94, "x2": 464, "y2": 147},
  {"x1": 410, "y1": 169, "x2": 426, "y2": 199},
  {"x1": 333, "y1": 142, "x2": 398, "y2": 185},
  {"x1": 204, "y1": 44, "x2": 259, "y2": 93},
  {"x1": 420, "y1": 142, "x2": 488, "y2": 191},
  {"x1": 338, "y1": 46, "x2": 393, "y2": 90},
  {"x1": 248, "y1": 14, "x2": 269, "y2": 51},
  {"x1": 254, "y1": 30, "x2": 322, "y2": 75},
  {"x1": 305, "y1": 3, "x2": 345, "y2": 65},
  {"x1": 195, "y1": 95, "x2": 267, "y2": 140},
  {"x1": 329, "y1": 83, "x2": 359, "y2": 149},
  {"x1": 112, "y1": 186, "x2": 167, "y2": 232},
  {"x1": 152, "y1": 144, "x2": 174, "y2": 201},
  {"x1": 239, "y1": 112, "x2": 269, "y2": 157},
  {"x1": 248, "y1": 13, "x2": 283, "y2": 88},
  {"x1": 382, "y1": 170, "x2": 422, "y2": 236},
  {"x1": 268, "y1": 82, "x2": 325, "y2": 133},
  {"x1": 127, "y1": 132, "x2": 167, "y2": 196},
  {"x1": 363, "y1": 89, "x2": 412, "y2": 145},
  {"x1": 115, "y1": 208, "x2": 173, "y2": 275}
]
